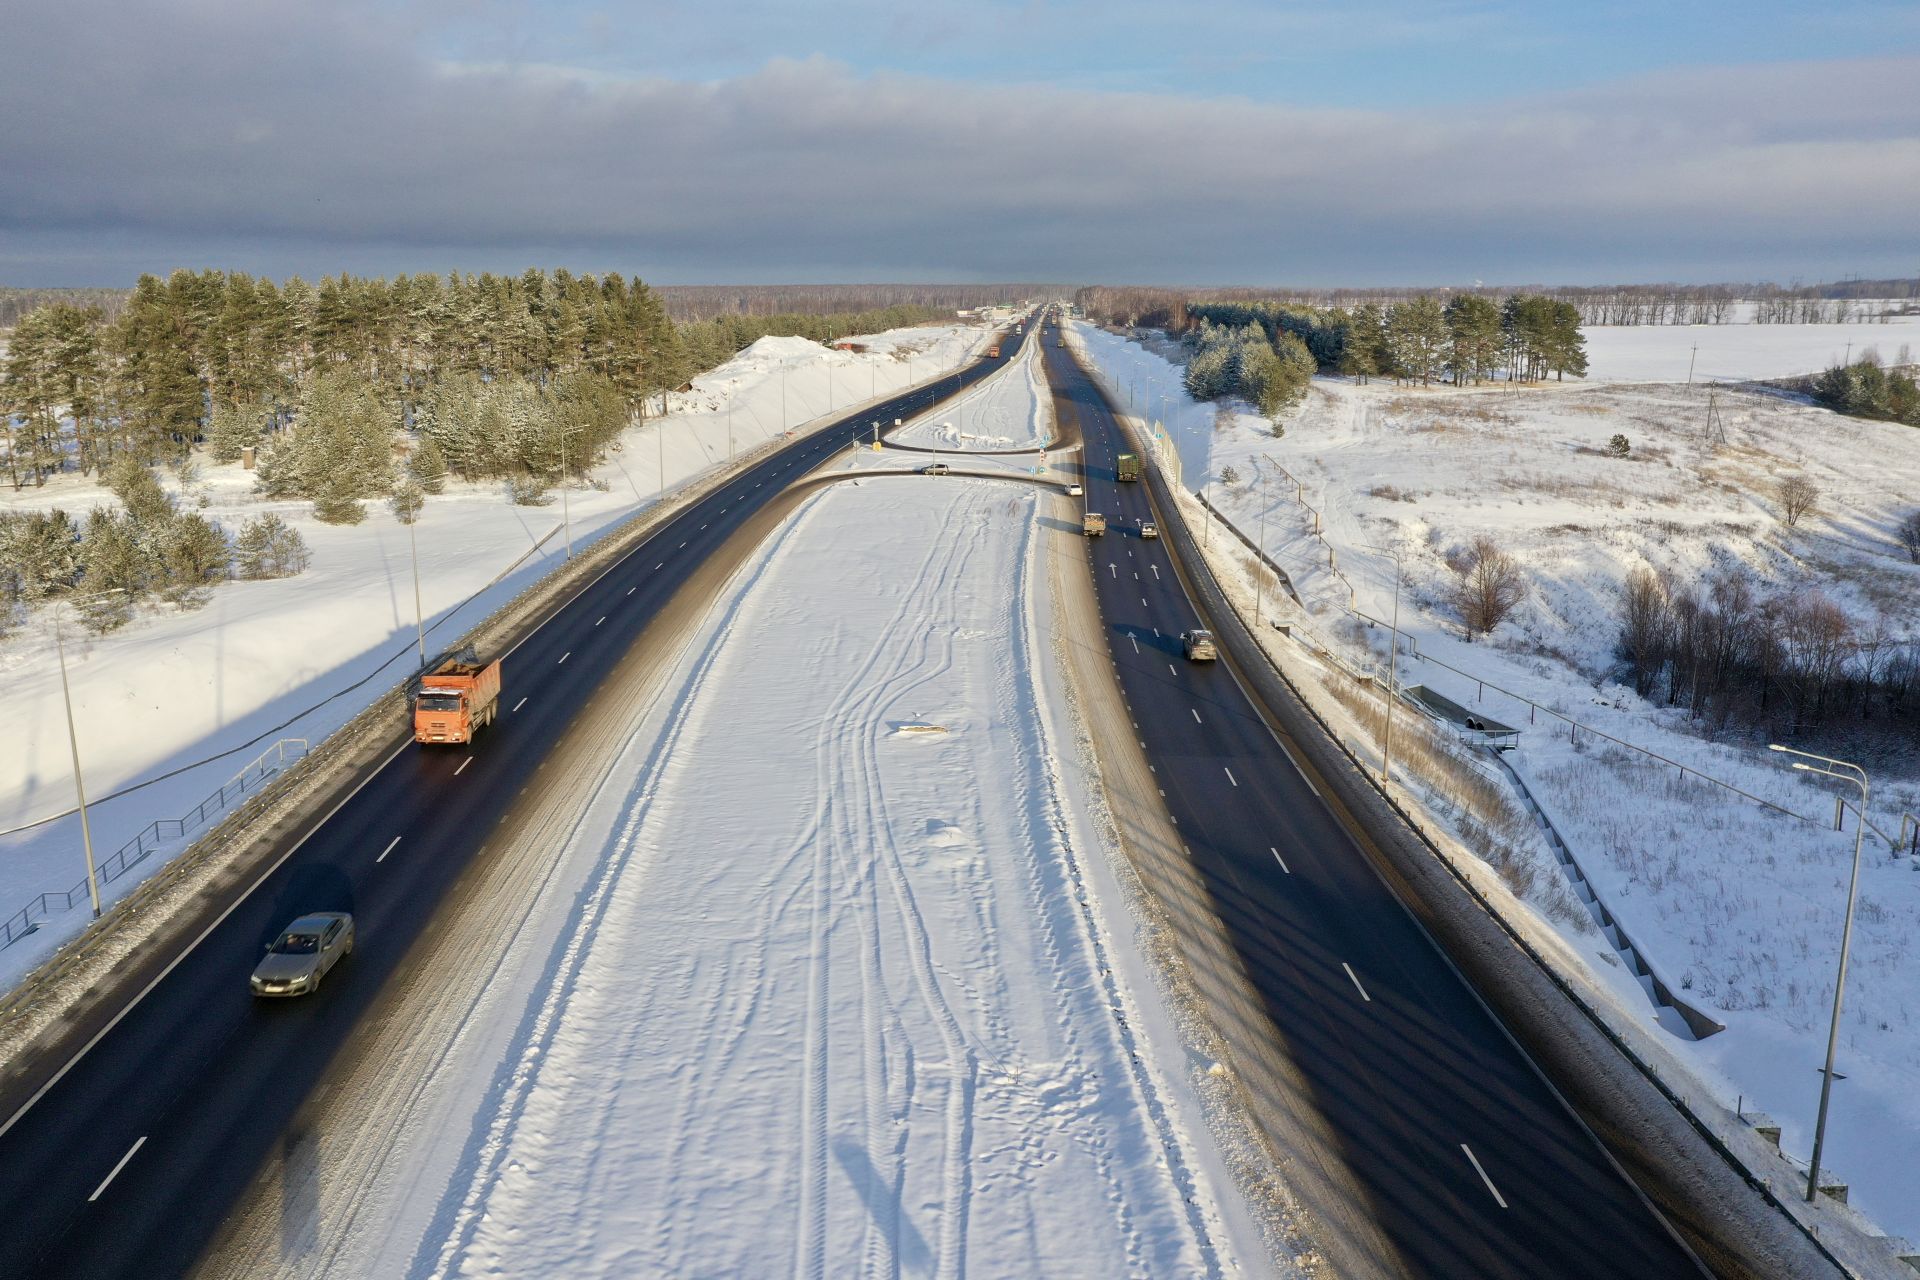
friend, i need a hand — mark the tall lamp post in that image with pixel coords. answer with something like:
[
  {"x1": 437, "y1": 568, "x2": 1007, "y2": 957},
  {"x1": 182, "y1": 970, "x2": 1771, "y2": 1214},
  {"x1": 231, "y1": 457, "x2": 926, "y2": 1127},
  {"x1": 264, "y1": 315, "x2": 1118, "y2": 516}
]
[
  {"x1": 1363, "y1": 543, "x2": 1405, "y2": 787},
  {"x1": 1767, "y1": 744, "x2": 1869, "y2": 1203},
  {"x1": 407, "y1": 508, "x2": 426, "y2": 665},
  {"x1": 52, "y1": 592, "x2": 123, "y2": 919}
]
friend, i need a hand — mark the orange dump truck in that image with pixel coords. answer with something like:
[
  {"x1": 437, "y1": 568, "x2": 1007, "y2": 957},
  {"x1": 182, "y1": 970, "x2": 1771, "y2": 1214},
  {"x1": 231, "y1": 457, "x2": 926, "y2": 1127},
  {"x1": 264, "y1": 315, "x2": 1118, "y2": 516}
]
[{"x1": 414, "y1": 655, "x2": 502, "y2": 744}]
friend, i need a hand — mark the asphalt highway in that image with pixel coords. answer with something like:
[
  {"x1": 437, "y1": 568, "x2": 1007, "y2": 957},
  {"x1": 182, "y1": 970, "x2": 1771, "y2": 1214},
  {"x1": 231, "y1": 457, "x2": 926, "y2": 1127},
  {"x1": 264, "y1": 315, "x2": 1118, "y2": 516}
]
[
  {"x1": 0, "y1": 323, "x2": 1033, "y2": 1279},
  {"x1": 1039, "y1": 326, "x2": 1708, "y2": 1278}
]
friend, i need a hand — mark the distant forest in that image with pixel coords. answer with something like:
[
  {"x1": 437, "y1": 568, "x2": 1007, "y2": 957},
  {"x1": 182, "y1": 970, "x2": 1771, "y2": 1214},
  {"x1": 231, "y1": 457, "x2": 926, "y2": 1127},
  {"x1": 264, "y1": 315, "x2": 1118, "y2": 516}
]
[
  {"x1": 655, "y1": 283, "x2": 1065, "y2": 323},
  {"x1": 1076, "y1": 277, "x2": 1920, "y2": 330}
]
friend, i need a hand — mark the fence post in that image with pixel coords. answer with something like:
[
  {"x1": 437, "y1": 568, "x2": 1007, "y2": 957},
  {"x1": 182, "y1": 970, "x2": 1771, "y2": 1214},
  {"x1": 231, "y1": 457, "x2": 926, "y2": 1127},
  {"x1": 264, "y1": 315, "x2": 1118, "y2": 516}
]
[{"x1": 1835, "y1": 795, "x2": 1844, "y2": 832}]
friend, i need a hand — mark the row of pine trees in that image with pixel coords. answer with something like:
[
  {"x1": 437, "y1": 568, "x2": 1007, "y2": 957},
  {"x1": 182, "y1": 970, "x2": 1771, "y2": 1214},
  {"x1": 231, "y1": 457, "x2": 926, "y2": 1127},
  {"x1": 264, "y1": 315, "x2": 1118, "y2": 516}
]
[{"x1": 1, "y1": 267, "x2": 950, "y2": 630}]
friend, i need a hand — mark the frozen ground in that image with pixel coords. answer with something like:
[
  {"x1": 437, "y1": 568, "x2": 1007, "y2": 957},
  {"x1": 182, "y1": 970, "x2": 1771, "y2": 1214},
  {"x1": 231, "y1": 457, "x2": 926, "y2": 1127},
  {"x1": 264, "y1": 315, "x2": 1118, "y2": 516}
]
[
  {"x1": 889, "y1": 333, "x2": 1050, "y2": 451},
  {"x1": 429, "y1": 476, "x2": 1246, "y2": 1279},
  {"x1": 1069, "y1": 319, "x2": 1920, "y2": 1245},
  {"x1": 1582, "y1": 313, "x2": 1920, "y2": 383},
  {"x1": 0, "y1": 321, "x2": 990, "y2": 987}
]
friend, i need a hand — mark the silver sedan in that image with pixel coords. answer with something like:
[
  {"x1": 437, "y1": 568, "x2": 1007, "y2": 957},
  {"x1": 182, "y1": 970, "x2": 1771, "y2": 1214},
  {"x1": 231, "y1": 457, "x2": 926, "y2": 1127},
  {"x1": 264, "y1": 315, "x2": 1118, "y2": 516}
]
[{"x1": 251, "y1": 912, "x2": 354, "y2": 997}]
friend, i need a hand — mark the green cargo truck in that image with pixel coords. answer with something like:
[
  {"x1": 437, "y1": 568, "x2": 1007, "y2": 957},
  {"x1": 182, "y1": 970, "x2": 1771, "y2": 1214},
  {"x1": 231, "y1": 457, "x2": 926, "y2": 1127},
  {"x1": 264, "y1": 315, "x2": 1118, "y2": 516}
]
[{"x1": 1116, "y1": 453, "x2": 1141, "y2": 482}]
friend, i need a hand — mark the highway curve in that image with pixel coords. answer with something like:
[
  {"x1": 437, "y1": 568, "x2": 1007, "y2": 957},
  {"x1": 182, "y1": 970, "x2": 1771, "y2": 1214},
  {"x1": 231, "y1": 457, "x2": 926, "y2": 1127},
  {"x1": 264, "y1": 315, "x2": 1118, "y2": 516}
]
[
  {"x1": 0, "y1": 324, "x2": 1034, "y2": 1279},
  {"x1": 1038, "y1": 325, "x2": 1709, "y2": 1279}
]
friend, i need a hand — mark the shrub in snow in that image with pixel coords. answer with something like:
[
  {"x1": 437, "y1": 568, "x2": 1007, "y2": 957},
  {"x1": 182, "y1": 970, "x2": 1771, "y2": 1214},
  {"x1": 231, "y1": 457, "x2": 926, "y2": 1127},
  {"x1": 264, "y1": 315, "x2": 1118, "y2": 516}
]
[
  {"x1": 505, "y1": 472, "x2": 551, "y2": 506},
  {"x1": 234, "y1": 513, "x2": 311, "y2": 580},
  {"x1": 1897, "y1": 509, "x2": 1920, "y2": 564},
  {"x1": 1607, "y1": 433, "x2": 1631, "y2": 458},
  {"x1": 1775, "y1": 474, "x2": 1821, "y2": 527},
  {"x1": 1449, "y1": 536, "x2": 1527, "y2": 640},
  {"x1": 1219, "y1": 464, "x2": 1241, "y2": 486}
]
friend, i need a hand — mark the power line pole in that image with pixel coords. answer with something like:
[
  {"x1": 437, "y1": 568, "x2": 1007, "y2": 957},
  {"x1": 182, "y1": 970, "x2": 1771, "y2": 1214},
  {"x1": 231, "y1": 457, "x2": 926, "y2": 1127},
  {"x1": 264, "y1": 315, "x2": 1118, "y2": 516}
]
[{"x1": 52, "y1": 607, "x2": 105, "y2": 919}]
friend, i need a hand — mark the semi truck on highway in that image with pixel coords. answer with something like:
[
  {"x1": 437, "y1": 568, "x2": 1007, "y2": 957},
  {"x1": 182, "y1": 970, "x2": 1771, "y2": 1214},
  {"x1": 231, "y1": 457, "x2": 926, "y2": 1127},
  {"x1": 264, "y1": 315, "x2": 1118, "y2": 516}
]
[
  {"x1": 413, "y1": 652, "x2": 502, "y2": 744},
  {"x1": 1083, "y1": 512, "x2": 1107, "y2": 537},
  {"x1": 1116, "y1": 453, "x2": 1141, "y2": 482}
]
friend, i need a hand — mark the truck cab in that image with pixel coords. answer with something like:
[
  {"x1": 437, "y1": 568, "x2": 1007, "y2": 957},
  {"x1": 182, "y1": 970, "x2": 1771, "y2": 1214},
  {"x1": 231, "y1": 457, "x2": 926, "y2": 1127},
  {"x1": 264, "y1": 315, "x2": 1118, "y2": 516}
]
[{"x1": 1083, "y1": 512, "x2": 1107, "y2": 537}]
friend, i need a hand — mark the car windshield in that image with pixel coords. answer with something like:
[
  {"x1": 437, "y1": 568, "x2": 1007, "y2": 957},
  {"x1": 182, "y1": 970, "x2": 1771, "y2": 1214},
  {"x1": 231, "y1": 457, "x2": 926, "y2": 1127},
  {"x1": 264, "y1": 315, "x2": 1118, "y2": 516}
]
[
  {"x1": 417, "y1": 693, "x2": 462, "y2": 712},
  {"x1": 272, "y1": 933, "x2": 321, "y2": 955}
]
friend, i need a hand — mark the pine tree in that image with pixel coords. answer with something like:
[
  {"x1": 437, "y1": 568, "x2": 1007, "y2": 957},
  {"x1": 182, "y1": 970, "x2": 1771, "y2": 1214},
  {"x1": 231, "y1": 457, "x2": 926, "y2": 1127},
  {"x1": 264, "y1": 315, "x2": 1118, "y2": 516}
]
[
  {"x1": 1386, "y1": 297, "x2": 1448, "y2": 386},
  {"x1": 233, "y1": 512, "x2": 311, "y2": 579},
  {"x1": 408, "y1": 433, "x2": 448, "y2": 493},
  {"x1": 78, "y1": 507, "x2": 150, "y2": 599},
  {"x1": 389, "y1": 478, "x2": 425, "y2": 524},
  {"x1": 154, "y1": 511, "x2": 230, "y2": 603}
]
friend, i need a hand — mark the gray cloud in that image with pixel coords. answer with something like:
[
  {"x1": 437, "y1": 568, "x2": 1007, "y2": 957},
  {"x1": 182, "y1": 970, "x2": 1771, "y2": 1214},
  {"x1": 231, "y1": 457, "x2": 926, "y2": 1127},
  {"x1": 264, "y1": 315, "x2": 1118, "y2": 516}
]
[{"x1": 1, "y1": 0, "x2": 1915, "y2": 285}]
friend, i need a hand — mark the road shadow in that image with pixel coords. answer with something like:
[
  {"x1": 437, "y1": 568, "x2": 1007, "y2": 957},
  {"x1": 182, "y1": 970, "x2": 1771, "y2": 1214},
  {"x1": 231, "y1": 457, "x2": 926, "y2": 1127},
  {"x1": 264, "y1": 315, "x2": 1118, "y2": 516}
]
[{"x1": 831, "y1": 1136, "x2": 933, "y2": 1277}]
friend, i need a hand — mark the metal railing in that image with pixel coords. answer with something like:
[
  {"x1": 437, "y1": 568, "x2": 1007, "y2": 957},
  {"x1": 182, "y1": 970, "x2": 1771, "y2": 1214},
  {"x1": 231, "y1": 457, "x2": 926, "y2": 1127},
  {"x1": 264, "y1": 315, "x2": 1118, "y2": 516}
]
[{"x1": 1, "y1": 739, "x2": 309, "y2": 951}]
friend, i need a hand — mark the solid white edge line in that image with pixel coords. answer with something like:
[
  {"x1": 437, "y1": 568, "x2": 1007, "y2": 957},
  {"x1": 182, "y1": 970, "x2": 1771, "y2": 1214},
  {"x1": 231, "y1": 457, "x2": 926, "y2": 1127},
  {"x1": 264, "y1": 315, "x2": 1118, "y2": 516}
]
[
  {"x1": 88, "y1": 1134, "x2": 146, "y2": 1202},
  {"x1": 1462, "y1": 1144, "x2": 1509, "y2": 1209},
  {"x1": 376, "y1": 837, "x2": 401, "y2": 863},
  {"x1": 453, "y1": 756, "x2": 472, "y2": 777},
  {"x1": 0, "y1": 734, "x2": 414, "y2": 1144},
  {"x1": 1342, "y1": 962, "x2": 1372, "y2": 1002}
]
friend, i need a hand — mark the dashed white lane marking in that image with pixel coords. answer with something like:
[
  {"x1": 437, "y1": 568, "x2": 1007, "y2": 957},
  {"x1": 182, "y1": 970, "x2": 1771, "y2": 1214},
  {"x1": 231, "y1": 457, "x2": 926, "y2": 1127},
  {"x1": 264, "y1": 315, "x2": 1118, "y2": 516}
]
[
  {"x1": 1461, "y1": 1145, "x2": 1508, "y2": 1209},
  {"x1": 1224, "y1": 767, "x2": 1238, "y2": 787},
  {"x1": 1141, "y1": 597, "x2": 1147, "y2": 606},
  {"x1": 1168, "y1": 663, "x2": 1176, "y2": 676},
  {"x1": 596, "y1": 616, "x2": 605, "y2": 626},
  {"x1": 1152, "y1": 627, "x2": 1160, "y2": 638},
  {"x1": 1271, "y1": 847, "x2": 1290, "y2": 874},
  {"x1": 377, "y1": 837, "x2": 401, "y2": 863},
  {"x1": 1129, "y1": 636, "x2": 1139, "y2": 652},
  {"x1": 454, "y1": 756, "x2": 473, "y2": 777},
  {"x1": 627, "y1": 586, "x2": 636, "y2": 595},
  {"x1": 1342, "y1": 963, "x2": 1371, "y2": 1002},
  {"x1": 512, "y1": 697, "x2": 528, "y2": 712},
  {"x1": 557, "y1": 652, "x2": 571, "y2": 665},
  {"x1": 678, "y1": 541, "x2": 686, "y2": 548},
  {"x1": 655, "y1": 563, "x2": 664, "y2": 570},
  {"x1": 1191, "y1": 708, "x2": 1203, "y2": 724},
  {"x1": 89, "y1": 1136, "x2": 146, "y2": 1202}
]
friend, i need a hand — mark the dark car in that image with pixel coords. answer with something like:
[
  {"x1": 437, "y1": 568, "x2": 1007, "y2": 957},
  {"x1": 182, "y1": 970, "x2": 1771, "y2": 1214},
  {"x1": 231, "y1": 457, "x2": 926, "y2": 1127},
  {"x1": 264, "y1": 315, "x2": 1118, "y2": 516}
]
[{"x1": 920, "y1": 462, "x2": 951, "y2": 476}]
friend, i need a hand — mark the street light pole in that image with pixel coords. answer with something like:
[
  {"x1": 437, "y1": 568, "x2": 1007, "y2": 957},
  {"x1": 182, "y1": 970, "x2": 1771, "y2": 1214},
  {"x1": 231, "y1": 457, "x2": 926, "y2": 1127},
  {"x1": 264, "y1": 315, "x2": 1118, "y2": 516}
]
[
  {"x1": 558, "y1": 425, "x2": 573, "y2": 560},
  {"x1": 408, "y1": 512, "x2": 426, "y2": 665},
  {"x1": 1364, "y1": 544, "x2": 1405, "y2": 787},
  {"x1": 52, "y1": 606, "x2": 105, "y2": 919},
  {"x1": 1767, "y1": 743, "x2": 1869, "y2": 1203}
]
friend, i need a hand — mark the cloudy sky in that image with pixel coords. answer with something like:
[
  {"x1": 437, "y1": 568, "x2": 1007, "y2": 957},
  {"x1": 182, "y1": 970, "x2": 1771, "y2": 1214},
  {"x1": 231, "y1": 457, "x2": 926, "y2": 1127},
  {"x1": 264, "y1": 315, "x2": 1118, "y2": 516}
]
[{"x1": 2, "y1": 0, "x2": 1916, "y2": 287}]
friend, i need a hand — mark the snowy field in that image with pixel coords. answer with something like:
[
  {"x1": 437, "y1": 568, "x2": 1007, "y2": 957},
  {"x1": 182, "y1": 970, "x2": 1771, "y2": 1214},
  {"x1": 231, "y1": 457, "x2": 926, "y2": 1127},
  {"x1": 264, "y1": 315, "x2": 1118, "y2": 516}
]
[
  {"x1": 1069, "y1": 319, "x2": 1920, "y2": 1245},
  {"x1": 1582, "y1": 312, "x2": 1920, "y2": 383},
  {"x1": 888, "y1": 333, "x2": 1051, "y2": 451},
  {"x1": 0, "y1": 321, "x2": 990, "y2": 986},
  {"x1": 427, "y1": 476, "x2": 1246, "y2": 1279}
]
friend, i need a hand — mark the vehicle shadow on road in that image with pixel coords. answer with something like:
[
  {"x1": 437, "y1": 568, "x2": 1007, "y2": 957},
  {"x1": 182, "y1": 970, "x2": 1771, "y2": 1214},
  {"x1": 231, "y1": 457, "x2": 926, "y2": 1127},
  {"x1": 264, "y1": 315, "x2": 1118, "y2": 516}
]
[{"x1": 831, "y1": 1135, "x2": 933, "y2": 1277}]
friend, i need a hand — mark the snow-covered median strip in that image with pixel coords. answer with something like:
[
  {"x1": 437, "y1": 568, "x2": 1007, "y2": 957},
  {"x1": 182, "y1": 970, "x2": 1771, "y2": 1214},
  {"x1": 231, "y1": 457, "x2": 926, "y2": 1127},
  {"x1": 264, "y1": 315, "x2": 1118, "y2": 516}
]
[{"x1": 430, "y1": 477, "x2": 1245, "y2": 1278}]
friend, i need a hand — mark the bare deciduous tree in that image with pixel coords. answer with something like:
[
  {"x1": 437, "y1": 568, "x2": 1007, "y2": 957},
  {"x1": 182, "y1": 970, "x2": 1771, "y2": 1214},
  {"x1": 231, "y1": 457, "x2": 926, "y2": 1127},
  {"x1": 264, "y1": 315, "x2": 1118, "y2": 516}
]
[
  {"x1": 1450, "y1": 537, "x2": 1528, "y2": 640},
  {"x1": 1897, "y1": 508, "x2": 1920, "y2": 563},
  {"x1": 1776, "y1": 474, "x2": 1822, "y2": 527}
]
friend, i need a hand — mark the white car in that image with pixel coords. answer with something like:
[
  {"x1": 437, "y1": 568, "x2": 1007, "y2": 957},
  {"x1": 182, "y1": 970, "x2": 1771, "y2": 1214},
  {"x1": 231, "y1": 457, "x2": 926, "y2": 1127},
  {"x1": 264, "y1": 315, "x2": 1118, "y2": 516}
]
[{"x1": 1066, "y1": 483, "x2": 1084, "y2": 497}]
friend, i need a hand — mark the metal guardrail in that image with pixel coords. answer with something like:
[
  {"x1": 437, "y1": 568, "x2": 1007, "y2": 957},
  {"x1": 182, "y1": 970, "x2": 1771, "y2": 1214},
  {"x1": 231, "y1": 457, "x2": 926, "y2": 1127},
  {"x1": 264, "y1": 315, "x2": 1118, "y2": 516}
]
[{"x1": 0, "y1": 739, "x2": 309, "y2": 951}]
